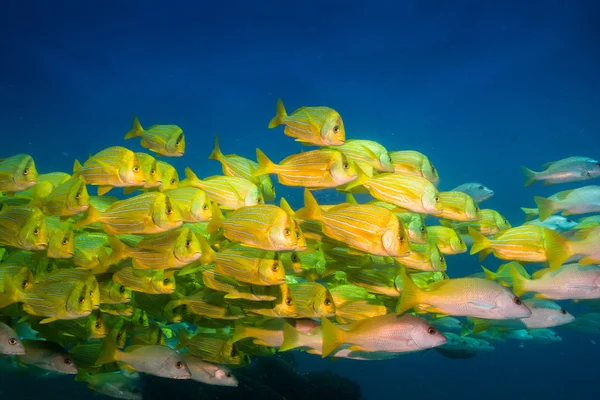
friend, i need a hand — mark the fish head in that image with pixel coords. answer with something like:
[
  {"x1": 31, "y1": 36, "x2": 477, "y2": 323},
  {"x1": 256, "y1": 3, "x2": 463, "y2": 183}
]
[
  {"x1": 275, "y1": 284, "x2": 297, "y2": 317},
  {"x1": 47, "y1": 227, "x2": 75, "y2": 258},
  {"x1": 86, "y1": 310, "x2": 108, "y2": 339},
  {"x1": 428, "y1": 244, "x2": 447, "y2": 271},
  {"x1": 259, "y1": 176, "x2": 276, "y2": 201},
  {"x1": 158, "y1": 163, "x2": 179, "y2": 192},
  {"x1": 153, "y1": 194, "x2": 183, "y2": 231},
  {"x1": 378, "y1": 151, "x2": 395, "y2": 173},
  {"x1": 110, "y1": 320, "x2": 128, "y2": 347},
  {"x1": 382, "y1": 217, "x2": 410, "y2": 257},
  {"x1": 330, "y1": 155, "x2": 358, "y2": 186},
  {"x1": 120, "y1": 153, "x2": 146, "y2": 187},
  {"x1": 0, "y1": 324, "x2": 25, "y2": 355},
  {"x1": 404, "y1": 315, "x2": 448, "y2": 349},
  {"x1": 421, "y1": 158, "x2": 439, "y2": 185},
  {"x1": 258, "y1": 253, "x2": 286, "y2": 285},
  {"x1": 14, "y1": 155, "x2": 38, "y2": 191},
  {"x1": 550, "y1": 308, "x2": 576, "y2": 325},
  {"x1": 551, "y1": 216, "x2": 578, "y2": 232},
  {"x1": 142, "y1": 157, "x2": 162, "y2": 188},
  {"x1": 450, "y1": 235, "x2": 467, "y2": 253},
  {"x1": 320, "y1": 113, "x2": 345, "y2": 146},
  {"x1": 246, "y1": 188, "x2": 264, "y2": 207},
  {"x1": 50, "y1": 353, "x2": 78, "y2": 374},
  {"x1": 131, "y1": 309, "x2": 150, "y2": 329},
  {"x1": 12, "y1": 267, "x2": 35, "y2": 293},
  {"x1": 166, "y1": 132, "x2": 186, "y2": 157},
  {"x1": 19, "y1": 213, "x2": 49, "y2": 251},
  {"x1": 494, "y1": 286, "x2": 532, "y2": 319},
  {"x1": 293, "y1": 220, "x2": 307, "y2": 251},
  {"x1": 174, "y1": 228, "x2": 202, "y2": 263},
  {"x1": 152, "y1": 271, "x2": 176, "y2": 294},
  {"x1": 65, "y1": 177, "x2": 90, "y2": 214},
  {"x1": 494, "y1": 213, "x2": 511, "y2": 231},
  {"x1": 405, "y1": 214, "x2": 427, "y2": 244},
  {"x1": 212, "y1": 365, "x2": 238, "y2": 387},
  {"x1": 86, "y1": 278, "x2": 101, "y2": 309},
  {"x1": 422, "y1": 186, "x2": 443, "y2": 215},
  {"x1": 270, "y1": 217, "x2": 299, "y2": 251},
  {"x1": 164, "y1": 301, "x2": 187, "y2": 323},
  {"x1": 464, "y1": 197, "x2": 482, "y2": 221},
  {"x1": 280, "y1": 251, "x2": 303, "y2": 274},
  {"x1": 314, "y1": 287, "x2": 336, "y2": 317},
  {"x1": 190, "y1": 191, "x2": 212, "y2": 222},
  {"x1": 154, "y1": 350, "x2": 191, "y2": 379},
  {"x1": 471, "y1": 184, "x2": 494, "y2": 203},
  {"x1": 585, "y1": 161, "x2": 600, "y2": 179},
  {"x1": 66, "y1": 281, "x2": 94, "y2": 318},
  {"x1": 111, "y1": 283, "x2": 132, "y2": 304}
]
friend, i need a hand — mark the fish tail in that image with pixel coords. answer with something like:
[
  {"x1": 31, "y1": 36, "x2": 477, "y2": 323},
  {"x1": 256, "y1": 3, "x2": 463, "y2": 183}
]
[
  {"x1": 231, "y1": 320, "x2": 250, "y2": 344},
  {"x1": 341, "y1": 163, "x2": 369, "y2": 191},
  {"x1": 268, "y1": 98, "x2": 287, "y2": 128},
  {"x1": 209, "y1": 134, "x2": 223, "y2": 161},
  {"x1": 176, "y1": 330, "x2": 191, "y2": 350},
  {"x1": 73, "y1": 159, "x2": 83, "y2": 175},
  {"x1": 74, "y1": 203, "x2": 100, "y2": 230},
  {"x1": 198, "y1": 234, "x2": 216, "y2": 264},
  {"x1": 521, "y1": 207, "x2": 538, "y2": 222},
  {"x1": 295, "y1": 189, "x2": 322, "y2": 221},
  {"x1": 521, "y1": 166, "x2": 538, "y2": 187},
  {"x1": 184, "y1": 167, "x2": 202, "y2": 187},
  {"x1": 0, "y1": 277, "x2": 23, "y2": 308},
  {"x1": 206, "y1": 202, "x2": 225, "y2": 234},
  {"x1": 95, "y1": 337, "x2": 120, "y2": 366},
  {"x1": 509, "y1": 265, "x2": 530, "y2": 297},
  {"x1": 468, "y1": 227, "x2": 490, "y2": 255},
  {"x1": 395, "y1": 267, "x2": 424, "y2": 314},
  {"x1": 481, "y1": 265, "x2": 497, "y2": 281},
  {"x1": 74, "y1": 371, "x2": 92, "y2": 382},
  {"x1": 254, "y1": 148, "x2": 277, "y2": 177},
  {"x1": 544, "y1": 229, "x2": 572, "y2": 271},
  {"x1": 470, "y1": 318, "x2": 492, "y2": 335},
  {"x1": 105, "y1": 236, "x2": 129, "y2": 266},
  {"x1": 321, "y1": 317, "x2": 347, "y2": 358},
  {"x1": 534, "y1": 196, "x2": 557, "y2": 222},
  {"x1": 345, "y1": 193, "x2": 358, "y2": 204},
  {"x1": 124, "y1": 116, "x2": 144, "y2": 139},
  {"x1": 278, "y1": 322, "x2": 301, "y2": 352},
  {"x1": 460, "y1": 323, "x2": 472, "y2": 337}
]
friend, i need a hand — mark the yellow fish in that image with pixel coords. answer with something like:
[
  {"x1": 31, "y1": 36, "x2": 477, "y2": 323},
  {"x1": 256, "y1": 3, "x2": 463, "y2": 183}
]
[
  {"x1": 164, "y1": 187, "x2": 212, "y2": 222},
  {"x1": 183, "y1": 168, "x2": 263, "y2": 210},
  {"x1": 337, "y1": 140, "x2": 394, "y2": 173},
  {"x1": 389, "y1": 150, "x2": 439, "y2": 184},
  {"x1": 254, "y1": 148, "x2": 357, "y2": 189},
  {"x1": 289, "y1": 282, "x2": 336, "y2": 318},
  {"x1": 209, "y1": 135, "x2": 275, "y2": 201},
  {"x1": 73, "y1": 147, "x2": 145, "y2": 195},
  {"x1": 201, "y1": 268, "x2": 277, "y2": 301},
  {"x1": 98, "y1": 280, "x2": 132, "y2": 305},
  {"x1": 72, "y1": 232, "x2": 110, "y2": 270},
  {"x1": 45, "y1": 217, "x2": 75, "y2": 259},
  {"x1": 0, "y1": 205, "x2": 48, "y2": 250},
  {"x1": 112, "y1": 266, "x2": 176, "y2": 295},
  {"x1": 39, "y1": 176, "x2": 89, "y2": 217},
  {"x1": 26, "y1": 172, "x2": 71, "y2": 204},
  {"x1": 75, "y1": 192, "x2": 182, "y2": 235},
  {"x1": 296, "y1": 189, "x2": 409, "y2": 257},
  {"x1": 469, "y1": 225, "x2": 572, "y2": 270},
  {"x1": 345, "y1": 268, "x2": 401, "y2": 297},
  {"x1": 166, "y1": 292, "x2": 242, "y2": 320},
  {"x1": 156, "y1": 161, "x2": 179, "y2": 192},
  {"x1": 441, "y1": 209, "x2": 510, "y2": 236},
  {"x1": 395, "y1": 242, "x2": 447, "y2": 272},
  {"x1": 133, "y1": 152, "x2": 162, "y2": 190},
  {"x1": 397, "y1": 212, "x2": 428, "y2": 244},
  {"x1": 437, "y1": 191, "x2": 481, "y2": 222},
  {"x1": 426, "y1": 226, "x2": 467, "y2": 255},
  {"x1": 124, "y1": 116, "x2": 185, "y2": 157},
  {"x1": 268, "y1": 99, "x2": 345, "y2": 146},
  {"x1": 335, "y1": 299, "x2": 388, "y2": 324},
  {"x1": 0, "y1": 154, "x2": 38, "y2": 192}
]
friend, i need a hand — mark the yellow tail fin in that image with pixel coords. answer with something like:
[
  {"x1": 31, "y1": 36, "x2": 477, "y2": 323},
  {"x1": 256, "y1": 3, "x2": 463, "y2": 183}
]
[
  {"x1": 198, "y1": 234, "x2": 216, "y2": 264},
  {"x1": 395, "y1": 267, "x2": 424, "y2": 314},
  {"x1": 341, "y1": 164, "x2": 369, "y2": 191},
  {"x1": 209, "y1": 134, "x2": 223, "y2": 161},
  {"x1": 470, "y1": 318, "x2": 492, "y2": 335},
  {"x1": 320, "y1": 317, "x2": 347, "y2": 358},
  {"x1": 230, "y1": 320, "x2": 250, "y2": 344},
  {"x1": 124, "y1": 116, "x2": 144, "y2": 139},
  {"x1": 268, "y1": 99, "x2": 287, "y2": 129},
  {"x1": 544, "y1": 229, "x2": 572, "y2": 270},
  {"x1": 206, "y1": 202, "x2": 224, "y2": 234},
  {"x1": 295, "y1": 189, "x2": 322, "y2": 221},
  {"x1": 509, "y1": 265, "x2": 530, "y2": 297},
  {"x1": 481, "y1": 266, "x2": 497, "y2": 281},
  {"x1": 521, "y1": 207, "x2": 539, "y2": 222},
  {"x1": 521, "y1": 166, "x2": 538, "y2": 187},
  {"x1": 468, "y1": 227, "x2": 490, "y2": 255},
  {"x1": 74, "y1": 204, "x2": 100, "y2": 230},
  {"x1": 534, "y1": 196, "x2": 557, "y2": 222},
  {"x1": 279, "y1": 322, "x2": 301, "y2": 352},
  {"x1": 254, "y1": 149, "x2": 277, "y2": 177},
  {"x1": 95, "y1": 338, "x2": 120, "y2": 366}
]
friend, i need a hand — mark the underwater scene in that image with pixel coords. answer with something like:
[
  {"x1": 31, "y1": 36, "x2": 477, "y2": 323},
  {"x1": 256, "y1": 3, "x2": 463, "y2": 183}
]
[{"x1": 1, "y1": 1, "x2": 599, "y2": 399}]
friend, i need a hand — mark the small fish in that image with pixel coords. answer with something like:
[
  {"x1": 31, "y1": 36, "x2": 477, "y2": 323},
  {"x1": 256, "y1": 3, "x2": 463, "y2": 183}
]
[
  {"x1": 39, "y1": 176, "x2": 90, "y2": 217},
  {"x1": 73, "y1": 232, "x2": 111, "y2": 270},
  {"x1": 534, "y1": 186, "x2": 600, "y2": 221},
  {"x1": 268, "y1": 99, "x2": 345, "y2": 146},
  {"x1": 451, "y1": 182, "x2": 494, "y2": 203},
  {"x1": 481, "y1": 261, "x2": 531, "y2": 287},
  {"x1": 0, "y1": 322, "x2": 25, "y2": 355},
  {"x1": 397, "y1": 212, "x2": 428, "y2": 244},
  {"x1": 337, "y1": 140, "x2": 394, "y2": 173},
  {"x1": 164, "y1": 187, "x2": 212, "y2": 222},
  {"x1": 209, "y1": 134, "x2": 275, "y2": 201},
  {"x1": 437, "y1": 191, "x2": 481, "y2": 222},
  {"x1": 430, "y1": 316, "x2": 463, "y2": 332},
  {"x1": 231, "y1": 319, "x2": 285, "y2": 347},
  {"x1": 122, "y1": 152, "x2": 162, "y2": 193},
  {"x1": 395, "y1": 242, "x2": 446, "y2": 272},
  {"x1": 75, "y1": 371, "x2": 142, "y2": 400},
  {"x1": 335, "y1": 299, "x2": 388, "y2": 324},
  {"x1": 96, "y1": 341, "x2": 191, "y2": 379},
  {"x1": 0, "y1": 154, "x2": 38, "y2": 192},
  {"x1": 156, "y1": 161, "x2": 179, "y2": 192},
  {"x1": 345, "y1": 268, "x2": 401, "y2": 297},
  {"x1": 525, "y1": 215, "x2": 578, "y2": 232},
  {"x1": 178, "y1": 332, "x2": 246, "y2": 365},
  {"x1": 45, "y1": 218, "x2": 75, "y2": 259},
  {"x1": 166, "y1": 291, "x2": 242, "y2": 320},
  {"x1": 16, "y1": 339, "x2": 78, "y2": 374},
  {"x1": 442, "y1": 209, "x2": 510, "y2": 236},
  {"x1": 124, "y1": 116, "x2": 185, "y2": 157},
  {"x1": 289, "y1": 282, "x2": 336, "y2": 318},
  {"x1": 426, "y1": 226, "x2": 467, "y2": 255},
  {"x1": 0, "y1": 205, "x2": 48, "y2": 250},
  {"x1": 522, "y1": 156, "x2": 600, "y2": 186},
  {"x1": 254, "y1": 148, "x2": 357, "y2": 189},
  {"x1": 99, "y1": 281, "x2": 132, "y2": 305},
  {"x1": 113, "y1": 267, "x2": 176, "y2": 295},
  {"x1": 529, "y1": 328, "x2": 562, "y2": 343},
  {"x1": 183, "y1": 168, "x2": 263, "y2": 210},
  {"x1": 73, "y1": 147, "x2": 146, "y2": 195},
  {"x1": 389, "y1": 150, "x2": 439, "y2": 184}
]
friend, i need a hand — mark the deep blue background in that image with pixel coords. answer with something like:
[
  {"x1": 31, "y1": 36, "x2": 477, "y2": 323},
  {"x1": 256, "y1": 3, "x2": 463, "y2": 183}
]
[{"x1": 1, "y1": 1, "x2": 600, "y2": 399}]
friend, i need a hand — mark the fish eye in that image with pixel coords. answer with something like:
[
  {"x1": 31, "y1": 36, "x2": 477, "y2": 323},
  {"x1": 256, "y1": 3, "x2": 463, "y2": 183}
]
[
  {"x1": 324, "y1": 299, "x2": 331, "y2": 306},
  {"x1": 75, "y1": 192, "x2": 82, "y2": 200},
  {"x1": 560, "y1": 309, "x2": 567, "y2": 315},
  {"x1": 23, "y1": 168, "x2": 29, "y2": 175},
  {"x1": 399, "y1": 235, "x2": 405, "y2": 243},
  {"x1": 513, "y1": 297, "x2": 522, "y2": 305},
  {"x1": 427, "y1": 327, "x2": 437, "y2": 335},
  {"x1": 22, "y1": 280, "x2": 28, "y2": 289},
  {"x1": 133, "y1": 166, "x2": 140, "y2": 172},
  {"x1": 185, "y1": 240, "x2": 192, "y2": 248},
  {"x1": 285, "y1": 298, "x2": 293, "y2": 306},
  {"x1": 176, "y1": 134, "x2": 184, "y2": 146},
  {"x1": 166, "y1": 207, "x2": 173, "y2": 215},
  {"x1": 434, "y1": 197, "x2": 439, "y2": 202},
  {"x1": 202, "y1": 203, "x2": 208, "y2": 210},
  {"x1": 420, "y1": 226, "x2": 425, "y2": 233},
  {"x1": 272, "y1": 264, "x2": 279, "y2": 272},
  {"x1": 333, "y1": 126, "x2": 340, "y2": 133},
  {"x1": 503, "y1": 219, "x2": 508, "y2": 225},
  {"x1": 33, "y1": 228, "x2": 40, "y2": 236},
  {"x1": 8, "y1": 338, "x2": 17, "y2": 345},
  {"x1": 270, "y1": 184, "x2": 274, "y2": 190},
  {"x1": 47, "y1": 265, "x2": 53, "y2": 272},
  {"x1": 119, "y1": 286, "x2": 125, "y2": 293},
  {"x1": 566, "y1": 219, "x2": 572, "y2": 223},
  {"x1": 291, "y1": 254, "x2": 299, "y2": 262},
  {"x1": 284, "y1": 229, "x2": 291, "y2": 236},
  {"x1": 116, "y1": 333, "x2": 123, "y2": 340},
  {"x1": 150, "y1": 169, "x2": 156, "y2": 175},
  {"x1": 257, "y1": 198, "x2": 262, "y2": 204},
  {"x1": 225, "y1": 372, "x2": 232, "y2": 378},
  {"x1": 478, "y1": 186, "x2": 484, "y2": 190},
  {"x1": 439, "y1": 256, "x2": 444, "y2": 263},
  {"x1": 175, "y1": 361, "x2": 183, "y2": 369},
  {"x1": 475, "y1": 206, "x2": 480, "y2": 212},
  {"x1": 139, "y1": 317, "x2": 144, "y2": 323},
  {"x1": 432, "y1": 167, "x2": 436, "y2": 173},
  {"x1": 459, "y1": 239, "x2": 463, "y2": 245},
  {"x1": 95, "y1": 323, "x2": 101, "y2": 329},
  {"x1": 388, "y1": 155, "x2": 392, "y2": 163},
  {"x1": 62, "y1": 238, "x2": 69, "y2": 245},
  {"x1": 64, "y1": 358, "x2": 73, "y2": 365},
  {"x1": 78, "y1": 296, "x2": 85, "y2": 304},
  {"x1": 343, "y1": 162, "x2": 349, "y2": 169},
  {"x1": 163, "y1": 278, "x2": 170, "y2": 284}
]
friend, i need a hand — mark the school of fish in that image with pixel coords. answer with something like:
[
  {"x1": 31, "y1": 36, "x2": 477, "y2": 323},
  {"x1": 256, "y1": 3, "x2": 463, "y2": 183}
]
[{"x1": 0, "y1": 100, "x2": 599, "y2": 399}]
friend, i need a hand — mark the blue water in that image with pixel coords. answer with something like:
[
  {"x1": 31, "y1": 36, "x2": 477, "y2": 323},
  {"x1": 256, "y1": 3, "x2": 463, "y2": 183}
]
[{"x1": 1, "y1": 1, "x2": 600, "y2": 399}]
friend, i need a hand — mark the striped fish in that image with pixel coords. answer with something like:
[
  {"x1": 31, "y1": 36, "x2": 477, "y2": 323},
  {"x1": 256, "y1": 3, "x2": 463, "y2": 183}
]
[
  {"x1": 329, "y1": 285, "x2": 373, "y2": 307},
  {"x1": 337, "y1": 140, "x2": 394, "y2": 173},
  {"x1": 167, "y1": 292, "x2": 242, "y2": 320},
  {"x1": 225, "y1": 283, "x2": 296, "y2": 318},
  {"x1": 183, "y1": 168, "x2": 263, "y2": 210},
  {"x1": 45, "y1": 217, "x2": 75, "y2": 259},
  {"x1": 0, "y1": 263, "x2": 34, "y2": 293},
  {"x1": 164, "y1": 187, "x2": 212, "y2": 222},
  {"x1": 0, "y1": 154, "x2": 38, "y2": 192},
  {"x1": 296, "y1": 189, "x2": 409, "y2": 257},
  {"x1": 395, "y1": 242, "x2": 447, "y2": 272},
  {"x1": 156, "y1": 161, "x2": 179, "y2": 192},
  {"x1": 99, "y1": 280, "x2": 132, "y2": 305},
  {"x1": 397, "y1": 212, "x2": 428, "y2": 244},
  {"x1": 254, "y1": 148, "x2": 357, "y2": 189},
  {"x1": 74, "y1": 192, "x2": 183, "y2": 235},
  {"x1": 438, "y1": 191, "x2": 481, "y2": 222},
  {"x1": 426, "y1": 226, "x2": 467, "y2": 255},
  {"x1": 73, "y1": 232, "x2": 110, "y2": 269},
  {"x1": 124, "y1": 116, "x2": 185, "y2": 157},
  {"x1": 43, "y1": 269, "x2": 100, "y2": 309},
  {"x1": 179, "y1": 332, "x2": 245, "y2": 365},
  {"x1": 346, "y1": 268, "x2": 401, "y2": 297},
  {"x1": 231, "y1": 319, "x2": 285, "y2": 347},
  {"x1": 390, "y1": 150, "x2": 439, "y2": 184},
  {"x1": 112, "y1": 266, "x2": 176, "y2": 294},
  {"x1": 200, "y1": 241, "x2": 285, "y2": 286},
  {"x1": 130, "y1": 326, "x2": 166, "y2": 346},
  {"x1": 73, "y1": 146, "x2": 145, "y2": 195},
  {"x1": 289, "y1": 282, "x2": 335, "y2": 318},
  {"x1": 136, "y1": 152, "x2": 161, "y2": 189},
  {"x1": 209, "y1": 134, "x2": 275, "y2": 201},
  {"x1": 346, "y1": 171, "x2": 442, "y2": 215},
  {"x1": 201, "y1": 268, "x2": 277, "y2": 301},
  {"x1": 42, "y1": 176, "x2": 89, "y2": 217},
  {"x1": 22, "y1": 279, "x2": 93, "y2": 324},
  {"x1": 0, "y1": 205, "x2": 48, "y2": 250},
  {"x1": 442, "y1": 209, "x2": 511, "y2": 236},
  {"x1": 335, "y1": 299, "x2": 388, "y2": 324},
  {"x1": 22, "y1": 172, "x2": 70, "y2": 202},
  {"x1": 268, "y1": 99, "x2": 345, "y2": 146}
]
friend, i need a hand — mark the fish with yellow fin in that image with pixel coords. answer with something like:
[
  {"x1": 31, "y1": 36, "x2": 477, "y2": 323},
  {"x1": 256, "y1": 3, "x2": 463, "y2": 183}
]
[
  {"x1": 389, "y1": 150, "x2": 439, "y2": 184},
  {"x1": 0, "y1": 154, "x2": 38, "y2": 192},
  {"x1": 0, "y1": 205, "x2": 48, "y2": 250},
  {"x1": 124, "y1": 116, "x2": 185, "y2": 157}
]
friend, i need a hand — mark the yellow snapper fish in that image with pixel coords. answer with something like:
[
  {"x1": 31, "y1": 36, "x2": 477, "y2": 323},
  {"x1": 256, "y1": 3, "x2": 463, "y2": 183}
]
[
  {"x1": 268, "y1": 98, "x2": 345, "y2": 146},
  {"x1": 288, "y1": 282, "x2": 336, "y2": 318},
  {"x1": 199, "y1": 239, "x2": 285, "y2": 286},
  {"x1": 42, "y1": 269, "x2": 100, "y2": 310},
  {"x1": 39, "y1": 176, "x2": 89, "y2": 217},
  {"x1": 112, "y1": 267, "x2": 176, "y2": 295},
  {"x1": 335, "y1": 299, "x2": 388, "y2": 324},
  {"x1": 156, "y1": 160, "x2": 179, "y2": 192},
  {"x1": 75, "y1": 192, "x2": 182, "y2": 235},
  {"x1": 296, "y1": 189, "x2": 409, "y2": 257},
  {"x1": 107, "y1": 227, "x2": 202, "y2": 270},
  {"x1": 320, "y1": 313, "x2": 447, "y2": 358},
  {"x1": 510, "y1": 263, "x2": 600, "y2": 300},
  {"x1": 426, "y1": 226, "x2": 467, "y2": 255},
  {"x1": 0, "y1": 264, "x2": 35, "y2": 308},
  {"x1": 534, "y1": 186, "x2": 600, "y2": 221},
  {"x1": 226, "y1": 283, "x2": 296, "y2": 318},
  {"x1": 389, "y1": 150, "x2": 439, "y2": 184},
  {"x1": 45, "y1": 217, "x2": 75, "y2": 258},
  {"x1": 178, "y1": 332, "x2": 246, "y2": 366},
  {"x1": 397, "y1": 212, "x2": 428, "y2": 244},
  {"x1": 469, "y1": 225, "x2": 572, "y2": 270},
  {"x1": 0, "y1": 154, "x2": 38, "y2": 192},
  {"x1": 201, "y1": 268, "x2": 278, "y2": 301},
  {"x1": 437, "y1": 191, "x2": 481, "y2": 222},
  {"x1": 345, "y1": 268, "x2": 401, "y2": 297},
  {"x1": 183, "y1": 168, "x2": 264, "y2": 210},
  {"x1": 166, "y1": 291, "x2": 242, "y2": 320},
  {"x1": 345, "y1": 169, "x2": 442, "y2": 215},
  {"x1": 72, "y1": 232, "x2": 110, "y2": 270},
  {"x1": 73, "y1": 146, "x2": 146, "y2": 196},
  {"x1": 26, "y1": 172, "x2": 71, "y2": 204},
  {"x1": 209, "y1": 135, "x2": 275, "y2": 201},
  {"x1": 441, "y1": 209, "x2": 511, "y2": 236},
  {"x1": 0, "y1": 205, "x2": 48, "y2": 250},
  {"x1": 481, "y1": 261, "x2": 531, "y2": 287},
  {"x1": 124, "y1": 116, "x2": 185, "y2": 157},
  {"x1": 164, "y1": 187, "x2": 212, "y2": 222},
  {"x1": 396, "y1": 269, "x2": 532, "y2": 319},
  {"x1": 395, "y1": 242, "x2": 447, "y2": 272},
  {"x1": 123, "y1": 152, "x2": 162, "y2": 193},
  {"x1": 231, "y1": 319, "x2": 285, "y2": 347},
  {"x1": 207, "y1": 199, "x2": 306, "y2": 251},
  {"x1": 254, "y1": 148, "x2": 357, "y2": 189},
  {"x1": 337, "y1": 140, "x2": 394, "y2": 174},
  {"x1": 99, "y1": 280, "x2": 133, "y2": 305}
]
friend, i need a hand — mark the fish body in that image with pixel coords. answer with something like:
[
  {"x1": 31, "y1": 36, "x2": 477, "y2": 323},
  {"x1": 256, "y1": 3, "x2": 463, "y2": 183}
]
[
  {"x1": 0, "y1": 154, "x2": 38, "y2": 192},
  {"x1": 451, "y1": 182, "x2": 494, "y2": 203},
  {"x1": 113, "y1": 267, "x2": 176, "y2": 295},
  {"x1": 426, "y1": 226, "x2": 467, "y2": 254},
  {"x1": 337, "y1": 140, "x2": 394, "y2": 173},
  {"x1": 124, "y1": 116, "x2": 185, "y2": 157},
  {"x1": 438, "y1": 191, "x2": 481, "y2": 222},
  {"x1": 535, "y1": 186, "x2": 600, "y2": 221},
  {"x1": 16, "y1": 339, "x2": 78, "y2": 374},
  {"x1": 0, "y1": 205, "x2": 48, "y2": 250},
  {"x1": 526, "y1": 215, "x2": 577, "y2": 232},
  {"x1": 164, "y1": 187, "x2": 212, "y2": 222},
  {"x1": 443, "y1": 209, "x2": 510, "y2": 236},
  {"x1": 41, "y1": 176, "x2": 90, "y2": 217},
  {"x1": 389, "y1": 150, "x2": 438, "y2": 184},
  {"x1": 522, "y1": 157, "x2": 600, "y2": 186}
]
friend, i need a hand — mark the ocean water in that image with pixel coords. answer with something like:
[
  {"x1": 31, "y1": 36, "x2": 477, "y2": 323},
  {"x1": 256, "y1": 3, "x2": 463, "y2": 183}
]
[{"x1": 1, "y1": 1, "x2": 599, "y2": 399}]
